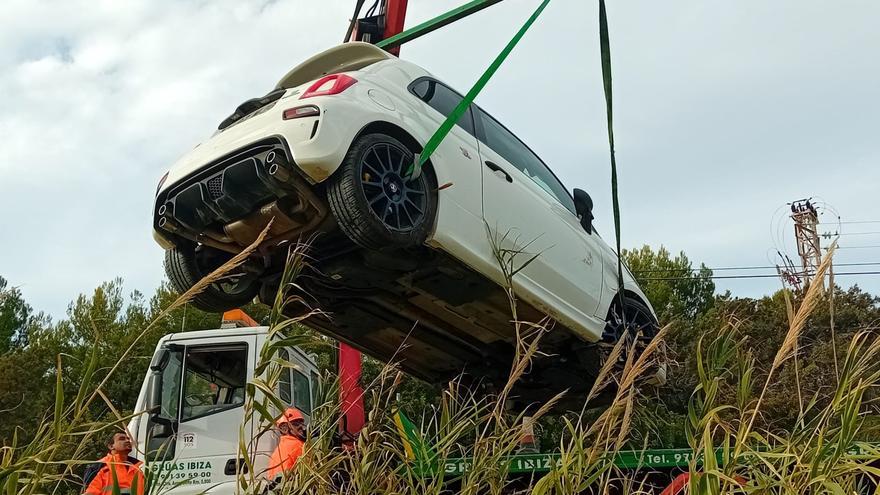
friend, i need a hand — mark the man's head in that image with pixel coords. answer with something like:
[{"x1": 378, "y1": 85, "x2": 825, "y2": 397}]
[
  {"x1": 276, "y1": 408, "x2": 306, "y2": 439},
  {"x1": 279, "y1": 419, "x2": 305, "y2": 438},
  {"x1": 108, "y1": 432, "x2": 132, "y2": 456}
]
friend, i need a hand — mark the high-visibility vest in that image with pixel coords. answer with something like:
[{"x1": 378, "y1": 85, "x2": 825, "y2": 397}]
[
  {"x1": 267, "y1": 435, "x2": 305, "y2": 479},
  {"x1": 83, "y1": 454, "x2": 145, "y2": 495}
]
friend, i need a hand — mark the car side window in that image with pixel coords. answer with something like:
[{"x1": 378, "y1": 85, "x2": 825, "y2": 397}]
[
  {"x1": 476, "y1": 109, "x2": 576, "y2": 214},
  {"x1": 409, "y1": 78, "x2": 476, "y2": 136}
]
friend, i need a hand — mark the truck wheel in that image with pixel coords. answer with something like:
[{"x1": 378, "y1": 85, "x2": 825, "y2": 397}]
[
  {"x1": 164, "y1": 244, "x2": 260, "y2": 313},
  {"x1": 603, "y1": 296, "x2": 666, "y2": 385},
  {"x1": 327, "y1": 133, "x2": 436, "y2": 250}
]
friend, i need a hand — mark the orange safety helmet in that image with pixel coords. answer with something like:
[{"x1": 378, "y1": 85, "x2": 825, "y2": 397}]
[{"x1": 275, "y1": 407, "x2": 305, "y2": 426}]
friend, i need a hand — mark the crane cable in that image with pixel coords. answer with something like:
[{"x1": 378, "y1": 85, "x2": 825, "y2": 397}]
[{"x1": 344, "y1": 0, "x2": 368, "y2": 43}]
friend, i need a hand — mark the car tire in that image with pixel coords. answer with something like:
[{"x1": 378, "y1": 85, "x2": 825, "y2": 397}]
[
  {"x1": 327, "y1": 133, "x2": 437, "y2": 250},
  {"x1": 603, "y1": 296, "x2": 666, "y2": 385},
  {"x1": 164, "y1": 244, "x2": 260, "y2": 313}
]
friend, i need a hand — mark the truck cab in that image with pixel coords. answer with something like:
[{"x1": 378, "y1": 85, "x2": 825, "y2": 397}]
[{"x1": 128, "y1": 325, "x2": 319, "y2": 494}]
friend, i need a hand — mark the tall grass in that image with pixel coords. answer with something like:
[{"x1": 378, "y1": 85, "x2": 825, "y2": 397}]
[
  {"x1": 0, "y1": 226, "x2": 273, "y2": 495},
  {"x1": 3, "y1": 234, "x2": 879, "y2": 495},
  {"x1": 685, "y1": 243, "x2": 880, "y2": 495},
  {"x1": 221, "y1": 238, "x2": 880, "y2": 495}
]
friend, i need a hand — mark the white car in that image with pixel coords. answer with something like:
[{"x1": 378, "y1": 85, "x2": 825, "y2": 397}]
[{"x1": 153, "y1": 42, "x2": 661, "y2": 406}]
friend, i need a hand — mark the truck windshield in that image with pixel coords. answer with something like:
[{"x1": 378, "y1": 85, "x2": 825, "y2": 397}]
[{"x1": 181, "y1": 345, "x2": 248, "y2": 421}]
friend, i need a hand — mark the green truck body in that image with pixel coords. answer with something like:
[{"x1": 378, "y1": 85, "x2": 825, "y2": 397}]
[
  {"x1": 394, "y1": 412, "x2": 876, "y2": 479},
  {"x1": 393, "y1": 411, "x2": 717, "y2": 477},
  {"x1": 438, "y1": 448, "x2": 712, "y2": 476}
]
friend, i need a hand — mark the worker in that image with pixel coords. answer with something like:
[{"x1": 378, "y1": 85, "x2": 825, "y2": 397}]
[
  {"x1": 329, "y1": 429, "x2": 357, "y2": 491},
  {"x1": 82, "y1": 432, "x2": 144, "y2": 495},
  {"x1": 266, "y1": 407, "x2": 307, "y2": 480}
]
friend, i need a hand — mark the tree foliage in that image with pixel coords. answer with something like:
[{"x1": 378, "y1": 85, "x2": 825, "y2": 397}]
[
  {"x1": 2, "y1": 249, "x2": 879, "y2": 453},
  {"x1": 0, "y1": 276, "x2": 32, "y2": 353},
  {"x1": 622, "y1": 245, "x2": 715, "y2": 322}
]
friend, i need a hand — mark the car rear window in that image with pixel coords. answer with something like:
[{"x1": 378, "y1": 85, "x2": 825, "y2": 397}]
[{"x1": 409, "y1": 78, "x2": 476, "y2": 136}]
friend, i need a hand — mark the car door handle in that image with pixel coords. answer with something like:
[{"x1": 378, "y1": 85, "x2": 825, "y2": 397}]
[
  {"x1": 485, "y1": 161, "x2": 512, "y2": 183},
  {"x1": 224, "y1": 458, "x2": 247, "y2": 475}
]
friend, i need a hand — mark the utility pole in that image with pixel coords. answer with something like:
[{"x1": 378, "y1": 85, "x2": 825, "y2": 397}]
[{"x1": 789, "y1": 198, "x2": 823, "y2": 288}]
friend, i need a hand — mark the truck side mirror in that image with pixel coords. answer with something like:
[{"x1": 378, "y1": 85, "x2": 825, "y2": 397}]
[
  {"x1": 147, "y1": 370, "x2": 163, "y2": 415},
  {"x1": 573, "y1": 188, "x2": 594, "y2": 234},
  {"x1": 150, "y1": 421, "x2": 174, "y2": 438},
  {"x1": 147, "y1": 345, "x2": 181, "y2": 428}
]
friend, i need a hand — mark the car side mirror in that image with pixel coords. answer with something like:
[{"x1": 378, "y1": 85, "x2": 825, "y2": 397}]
[{"x1": 573, "y1": 188, "x2": 594, "y2": 234}]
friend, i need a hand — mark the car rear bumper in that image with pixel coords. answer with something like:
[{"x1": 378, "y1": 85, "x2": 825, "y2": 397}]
[
  {"x1": 153, "y1": 136, "x2": 328, "y2": 252},
  {"x1": 151, "y1": 92, "x2": 397, "y2": 250}
]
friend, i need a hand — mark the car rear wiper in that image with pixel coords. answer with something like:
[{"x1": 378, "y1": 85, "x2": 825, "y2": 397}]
[{"x1": 218, "y1": 88, "x2": 287, "y2": 131}]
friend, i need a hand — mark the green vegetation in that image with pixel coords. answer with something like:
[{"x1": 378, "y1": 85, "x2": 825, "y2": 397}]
[{"x1": 1, "y1": 244, "x2": 878, "y2": 494}]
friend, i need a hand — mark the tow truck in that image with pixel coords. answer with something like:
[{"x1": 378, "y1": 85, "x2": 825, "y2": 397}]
[{"x1": 128, "y1": 310, "x2": 320, "y2": 494}]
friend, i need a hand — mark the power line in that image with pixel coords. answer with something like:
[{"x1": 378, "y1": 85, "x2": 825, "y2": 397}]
[
  {"x1": 640, "y1": 271, "x2": 880, "y2": 282},
  {"x1": 836, "y1": 245, "x2": 880, "y2": 250},
  {"x1": 822, "y1": 231, "x2": 880, "y2": 236},
  {"x1": 632, "y1": 261, "x2": 880, "y2": 274},
  {"x1": 819, "y1": 220, "x2": 880, "y2": 225}
]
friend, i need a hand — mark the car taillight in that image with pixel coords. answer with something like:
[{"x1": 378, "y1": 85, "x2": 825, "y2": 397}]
[
  {"x1": 299, "y1": 74, "x2": 357, "y2": 99},
  {"x1": 156, "y1": 171, "x2": 169, "y2": 194},
  {"x1": 282, "y1": 105, "x2": 320, "y2": 120}
]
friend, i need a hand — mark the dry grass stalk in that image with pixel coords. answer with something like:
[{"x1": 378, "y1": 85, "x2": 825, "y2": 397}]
[{"x1": 734, "y1": 242, "x2": 837, "y2": 461}]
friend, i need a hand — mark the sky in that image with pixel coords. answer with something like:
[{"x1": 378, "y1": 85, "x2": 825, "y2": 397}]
[{"x1": 1, "y1": 0, "x2": 878, "y2": 319}]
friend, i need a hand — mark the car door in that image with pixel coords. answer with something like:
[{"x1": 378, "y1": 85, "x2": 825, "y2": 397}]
[
  {"x1": 407, "y1": 78, "x2": 489, "y2": 266},
  {"x1": 145, "y1": 335, "x2": 256, "y2": 495},
  {"x1": 474, "y1": 107, "x2": 605, "y2": 334}
]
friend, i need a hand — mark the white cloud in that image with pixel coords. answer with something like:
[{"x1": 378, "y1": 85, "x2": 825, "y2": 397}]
[{"x1": 1, "y1": 0, "x2": 878, "y2": 317}]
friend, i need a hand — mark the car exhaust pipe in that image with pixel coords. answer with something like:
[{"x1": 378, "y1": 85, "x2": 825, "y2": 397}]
[
  {"x1": 223, "y1": 199, "x2": 305, "y2": 246},
  {"x1": 264, "y1": 151, "x2": 291, "y2": 183},
  {"x1": 157, "y1": 202, "x2": 173, "y2": 217},
  {"x1": 267, "y1": 162, "x2": 290, "y2": 181},
  {"x1": 157, "y1": 216, "x2": 179, "y2": 233}
]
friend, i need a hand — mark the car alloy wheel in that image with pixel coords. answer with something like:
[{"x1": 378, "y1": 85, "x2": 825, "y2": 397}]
[
  {"x1": 358, "y1": 142, "x2": 428, "y2": 233},
  {"x1": 602, "y1": 297, "x2": 658, "y2": 366}
]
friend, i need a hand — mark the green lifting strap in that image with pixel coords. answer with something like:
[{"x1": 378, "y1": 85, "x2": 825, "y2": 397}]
[
  {"x1": 598, "y1": 0, "x2": 627, "y2": 317},
  {"x1": 406, "y1": 0, "x2": 552, "y2": 179}
]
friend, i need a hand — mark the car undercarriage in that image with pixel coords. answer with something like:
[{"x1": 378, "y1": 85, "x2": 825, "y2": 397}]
[{"x1": 273, "y1": 232, "x2": 611, "y2": 408}]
